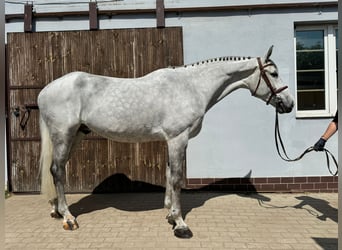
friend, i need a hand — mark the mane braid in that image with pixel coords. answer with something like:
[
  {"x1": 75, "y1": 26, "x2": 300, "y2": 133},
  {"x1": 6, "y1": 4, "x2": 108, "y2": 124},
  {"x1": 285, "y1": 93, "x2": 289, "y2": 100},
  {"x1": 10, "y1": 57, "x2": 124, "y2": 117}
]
[{"x1": 171, "y1": 56, "x2": 253, "y2": 69}]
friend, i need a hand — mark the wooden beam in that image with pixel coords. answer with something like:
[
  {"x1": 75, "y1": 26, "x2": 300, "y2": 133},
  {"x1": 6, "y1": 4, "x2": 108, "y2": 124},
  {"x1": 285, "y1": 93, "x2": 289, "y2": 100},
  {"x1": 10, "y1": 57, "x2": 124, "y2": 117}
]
[
  {"x1": 5, "y1": 2, "x2": 338, "y2": 22},
  {"x1": 156, "y1": 0, "x2": 165, "y2": 28},
  {"x1": 89, "y1": 2, "x2": 98, "y2": 30},
  {"x1": 24, "y1": 3, "x2": 33, "y2": 32}
]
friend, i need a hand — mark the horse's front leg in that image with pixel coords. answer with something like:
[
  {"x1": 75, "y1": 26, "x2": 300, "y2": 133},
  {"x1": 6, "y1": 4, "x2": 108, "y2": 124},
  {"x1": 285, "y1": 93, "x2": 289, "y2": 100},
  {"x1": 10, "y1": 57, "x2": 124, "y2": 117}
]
[
  {"x1": 165, "y1": 163, "x2": 178, "y2": 226},
  {"x1": 166, "y1": 132, "x2": 193, "y2": 238}
]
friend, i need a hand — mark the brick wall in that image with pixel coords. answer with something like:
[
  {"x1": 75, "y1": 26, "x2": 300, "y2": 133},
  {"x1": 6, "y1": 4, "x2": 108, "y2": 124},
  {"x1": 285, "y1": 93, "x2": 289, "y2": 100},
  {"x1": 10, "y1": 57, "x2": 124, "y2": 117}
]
[{"x1": 186, "y1": 176, "x2": 338, "y2": 193}]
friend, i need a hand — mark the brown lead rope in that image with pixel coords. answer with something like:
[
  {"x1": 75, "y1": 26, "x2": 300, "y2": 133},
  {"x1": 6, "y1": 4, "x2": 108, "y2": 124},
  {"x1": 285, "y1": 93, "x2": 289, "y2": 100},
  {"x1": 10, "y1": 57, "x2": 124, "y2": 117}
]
[{"x1": 275, "y1": 110, "x2": 338, "y2": 176}]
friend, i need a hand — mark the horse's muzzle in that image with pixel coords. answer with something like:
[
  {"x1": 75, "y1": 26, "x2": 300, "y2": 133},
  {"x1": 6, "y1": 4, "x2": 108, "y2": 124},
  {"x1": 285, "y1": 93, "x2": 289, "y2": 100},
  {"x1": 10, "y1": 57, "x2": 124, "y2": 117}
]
[{"x1": 276, "y1": 99, "x2": 294, "y2": 113}]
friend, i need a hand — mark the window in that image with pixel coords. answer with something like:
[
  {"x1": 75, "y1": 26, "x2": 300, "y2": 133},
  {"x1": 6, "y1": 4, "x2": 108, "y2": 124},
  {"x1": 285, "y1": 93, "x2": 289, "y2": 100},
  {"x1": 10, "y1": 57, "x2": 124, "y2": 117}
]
[{"x1": 295, "y1": 25, "x2": 338, "y2": 117}]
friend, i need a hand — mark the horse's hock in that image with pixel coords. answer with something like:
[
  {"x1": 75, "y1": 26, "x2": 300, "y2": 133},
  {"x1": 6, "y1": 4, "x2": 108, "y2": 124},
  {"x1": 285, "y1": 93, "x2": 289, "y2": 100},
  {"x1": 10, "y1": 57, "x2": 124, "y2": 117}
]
[{"x1": 6, "y1": 28, "x2": 184, "y2": 193}]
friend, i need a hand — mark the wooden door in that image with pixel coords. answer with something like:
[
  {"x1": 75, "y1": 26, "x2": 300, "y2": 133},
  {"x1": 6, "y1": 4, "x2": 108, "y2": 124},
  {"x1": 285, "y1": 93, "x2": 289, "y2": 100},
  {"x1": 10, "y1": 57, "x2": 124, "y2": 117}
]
[{"x1": 6, "y1": 27, "x2": 184, "y2": 192}]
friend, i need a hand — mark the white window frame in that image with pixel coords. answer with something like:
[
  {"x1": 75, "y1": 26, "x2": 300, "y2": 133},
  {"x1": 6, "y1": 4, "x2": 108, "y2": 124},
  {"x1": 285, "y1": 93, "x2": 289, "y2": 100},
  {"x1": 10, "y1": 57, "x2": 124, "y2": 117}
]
[{"x1": 294, "y1": 25, "x2": 338, "y2": 118}]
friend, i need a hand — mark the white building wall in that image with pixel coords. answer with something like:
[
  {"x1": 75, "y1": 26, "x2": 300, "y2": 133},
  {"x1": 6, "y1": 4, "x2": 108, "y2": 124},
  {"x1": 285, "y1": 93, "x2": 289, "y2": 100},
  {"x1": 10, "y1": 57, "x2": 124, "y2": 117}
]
[{"x1": 5, "y1": 0, "x2": 338, "y2": 179}]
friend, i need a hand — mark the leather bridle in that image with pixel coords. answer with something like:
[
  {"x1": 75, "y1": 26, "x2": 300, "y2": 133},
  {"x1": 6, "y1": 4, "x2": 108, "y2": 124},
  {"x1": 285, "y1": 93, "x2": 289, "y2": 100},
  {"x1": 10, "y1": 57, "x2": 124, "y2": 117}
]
[{"x1": 252, "y1": 57, "x2": 288, "y2": 105}]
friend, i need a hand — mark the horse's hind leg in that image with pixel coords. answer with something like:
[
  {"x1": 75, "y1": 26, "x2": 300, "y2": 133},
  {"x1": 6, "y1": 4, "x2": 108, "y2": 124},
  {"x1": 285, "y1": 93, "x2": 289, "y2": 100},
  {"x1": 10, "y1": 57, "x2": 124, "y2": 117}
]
[
  {"x1": 50, "y1": 130, "x2": 81, "y2": 230},
  {"x1": 48, "y1": 131, "x2": 85, "y2": 221}
]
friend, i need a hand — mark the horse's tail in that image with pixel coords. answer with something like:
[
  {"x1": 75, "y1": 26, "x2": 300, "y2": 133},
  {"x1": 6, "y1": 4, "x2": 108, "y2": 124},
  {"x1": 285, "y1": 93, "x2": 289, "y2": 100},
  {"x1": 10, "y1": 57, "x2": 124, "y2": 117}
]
[{"x1": 39, "y1": 115, "x2": 57, "y2": 201}]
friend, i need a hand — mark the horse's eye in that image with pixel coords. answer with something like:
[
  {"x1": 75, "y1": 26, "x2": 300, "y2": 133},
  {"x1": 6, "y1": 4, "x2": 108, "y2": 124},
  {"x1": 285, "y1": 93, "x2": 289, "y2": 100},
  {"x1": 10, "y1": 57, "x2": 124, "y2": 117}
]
[{"x1": 270, "y1": 72, "x2": 278, "y2": 78}]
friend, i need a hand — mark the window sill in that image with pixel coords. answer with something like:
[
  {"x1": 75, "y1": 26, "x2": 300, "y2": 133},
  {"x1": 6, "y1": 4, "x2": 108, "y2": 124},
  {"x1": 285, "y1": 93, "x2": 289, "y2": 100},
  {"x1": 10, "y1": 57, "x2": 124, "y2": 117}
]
[{"x1": 296, "y1": 110, "x2": 336, "y2": 119}]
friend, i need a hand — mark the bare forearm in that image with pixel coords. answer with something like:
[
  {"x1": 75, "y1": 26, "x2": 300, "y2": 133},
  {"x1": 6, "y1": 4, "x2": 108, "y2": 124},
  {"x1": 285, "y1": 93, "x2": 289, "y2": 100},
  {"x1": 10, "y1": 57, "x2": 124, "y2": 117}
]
[{"x1": 321, "y1": 122, "x2": 338, "y2": 141}]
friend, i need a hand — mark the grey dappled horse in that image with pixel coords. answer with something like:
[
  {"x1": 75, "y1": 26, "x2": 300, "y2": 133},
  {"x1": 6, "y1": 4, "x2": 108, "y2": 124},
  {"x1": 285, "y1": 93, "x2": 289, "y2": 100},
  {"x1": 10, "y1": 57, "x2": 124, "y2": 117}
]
[{"x1": 38, "y1": 46, "x2": 294, "y2": 238}]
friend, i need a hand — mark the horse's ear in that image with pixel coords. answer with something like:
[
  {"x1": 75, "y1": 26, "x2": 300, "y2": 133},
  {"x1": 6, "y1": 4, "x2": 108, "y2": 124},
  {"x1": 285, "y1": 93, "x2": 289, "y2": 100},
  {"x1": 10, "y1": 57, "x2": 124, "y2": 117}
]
[{"x1": 265, "y1": 45, "x2": 274, "y2": 61}]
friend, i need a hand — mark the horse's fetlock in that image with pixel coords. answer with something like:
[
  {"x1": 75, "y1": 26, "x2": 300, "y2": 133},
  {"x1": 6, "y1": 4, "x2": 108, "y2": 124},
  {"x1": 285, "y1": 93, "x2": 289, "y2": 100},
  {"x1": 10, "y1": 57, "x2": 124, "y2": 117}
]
[{"x1": 171, "y1": 208, "x2": 181, "y2": 218}]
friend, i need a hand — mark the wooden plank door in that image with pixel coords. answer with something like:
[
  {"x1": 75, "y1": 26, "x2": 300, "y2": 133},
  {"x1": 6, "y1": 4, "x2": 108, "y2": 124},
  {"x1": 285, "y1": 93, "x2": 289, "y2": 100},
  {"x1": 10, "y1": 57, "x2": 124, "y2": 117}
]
[{"x1": 6, "y1": 27, "x2": 184, "y2": 192}]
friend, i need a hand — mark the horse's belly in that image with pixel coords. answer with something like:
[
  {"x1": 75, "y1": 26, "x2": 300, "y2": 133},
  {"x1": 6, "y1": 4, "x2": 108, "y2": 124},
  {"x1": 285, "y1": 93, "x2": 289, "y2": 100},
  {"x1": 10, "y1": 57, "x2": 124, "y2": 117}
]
[{"x1": 88, "y1": 124, "x2": 167, "y2": 143}]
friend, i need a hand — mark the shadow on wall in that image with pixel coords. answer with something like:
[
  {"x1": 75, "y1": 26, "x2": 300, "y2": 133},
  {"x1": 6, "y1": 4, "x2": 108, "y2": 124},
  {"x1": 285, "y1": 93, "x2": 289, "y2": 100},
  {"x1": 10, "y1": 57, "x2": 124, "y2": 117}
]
[
  {"x1": 92, "y1": 173, "x2": 165, "y2": 193},
  {"x1": 92, "y1": 170, "x2": 261, "y2": 193},
  {"x1": 92, "y1": 171, "x2": 270, "y2": 195}
]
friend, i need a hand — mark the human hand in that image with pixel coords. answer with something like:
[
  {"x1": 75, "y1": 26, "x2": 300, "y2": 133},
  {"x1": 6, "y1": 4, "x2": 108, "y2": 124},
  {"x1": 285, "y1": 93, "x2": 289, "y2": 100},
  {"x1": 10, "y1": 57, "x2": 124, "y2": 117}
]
[{"x1": 313, "y1": 138, "x2": 326, "y2": 151}]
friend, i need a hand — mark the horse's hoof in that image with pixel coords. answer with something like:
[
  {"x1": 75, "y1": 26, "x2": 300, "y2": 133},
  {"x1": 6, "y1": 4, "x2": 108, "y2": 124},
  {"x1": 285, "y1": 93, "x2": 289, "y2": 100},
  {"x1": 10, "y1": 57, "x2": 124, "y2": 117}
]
[
  {"x1": 63, "y1": 219, "x2": 79, "y2": 230},
  {"x1": 174, "y1": 227, "x2": 193, "y2": 239}
]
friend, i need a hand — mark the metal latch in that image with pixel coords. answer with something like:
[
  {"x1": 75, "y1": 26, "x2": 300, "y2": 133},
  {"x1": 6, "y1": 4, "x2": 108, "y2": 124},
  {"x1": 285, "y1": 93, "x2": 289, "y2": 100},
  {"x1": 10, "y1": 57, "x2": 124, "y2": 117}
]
[{"x1": 12, "y1": 104, "x2": 39, "y2": 130}]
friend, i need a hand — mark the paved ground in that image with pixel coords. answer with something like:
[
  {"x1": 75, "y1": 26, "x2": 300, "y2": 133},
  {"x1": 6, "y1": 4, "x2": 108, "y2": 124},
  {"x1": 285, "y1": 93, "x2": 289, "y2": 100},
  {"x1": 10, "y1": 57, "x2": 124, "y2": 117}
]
[{"x1": 5, "y1": 192, "x2": 337, "y2": 249}]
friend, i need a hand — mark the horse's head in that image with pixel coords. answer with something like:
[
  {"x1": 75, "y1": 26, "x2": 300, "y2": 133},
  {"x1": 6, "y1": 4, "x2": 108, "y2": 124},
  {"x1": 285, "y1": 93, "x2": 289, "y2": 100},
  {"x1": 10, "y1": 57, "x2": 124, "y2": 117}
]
[{"x1": 251, "y1": 46, "x2": 294, "y2": 113}]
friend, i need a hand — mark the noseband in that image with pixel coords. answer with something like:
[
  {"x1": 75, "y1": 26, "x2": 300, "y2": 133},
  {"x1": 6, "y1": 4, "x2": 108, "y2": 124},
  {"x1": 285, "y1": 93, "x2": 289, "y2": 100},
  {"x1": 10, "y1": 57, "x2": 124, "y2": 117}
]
[{"x1": 252, "y1": 57, "x2": 288, "y2": 105}]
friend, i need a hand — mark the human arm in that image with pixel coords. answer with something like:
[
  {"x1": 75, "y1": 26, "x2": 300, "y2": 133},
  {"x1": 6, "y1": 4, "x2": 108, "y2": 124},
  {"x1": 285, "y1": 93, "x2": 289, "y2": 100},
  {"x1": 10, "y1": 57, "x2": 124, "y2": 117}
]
[{"x1": 313, "y1": 114, "x2": 338, "y2": 151}]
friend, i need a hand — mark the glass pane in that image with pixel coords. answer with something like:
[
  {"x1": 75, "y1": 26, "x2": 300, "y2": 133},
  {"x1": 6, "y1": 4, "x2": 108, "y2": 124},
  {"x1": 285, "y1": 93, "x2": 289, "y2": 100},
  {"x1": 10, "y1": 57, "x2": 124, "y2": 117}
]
[
  {"x1": 296, "y1": 29, "x2": 325, "y2": 111},
  {"x1": 297, "y1": 71, "x2": 325, "y2": 90},
  {"x1": 296, "y1": 51, "x2": 324, "y2": 70},
  {"x1": 297, "y1": 91, "x2": 325, "y2": 110},
  {"x1": 296, "y1": 30, "x2": 324, "y2": 50}
]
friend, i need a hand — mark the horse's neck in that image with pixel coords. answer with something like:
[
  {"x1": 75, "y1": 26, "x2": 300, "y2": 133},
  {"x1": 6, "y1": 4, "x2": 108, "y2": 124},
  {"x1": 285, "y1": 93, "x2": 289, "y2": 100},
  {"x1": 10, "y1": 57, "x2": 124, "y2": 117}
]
[{"x1": 188, "y1": 58, "x2": 258, "y2": 111}]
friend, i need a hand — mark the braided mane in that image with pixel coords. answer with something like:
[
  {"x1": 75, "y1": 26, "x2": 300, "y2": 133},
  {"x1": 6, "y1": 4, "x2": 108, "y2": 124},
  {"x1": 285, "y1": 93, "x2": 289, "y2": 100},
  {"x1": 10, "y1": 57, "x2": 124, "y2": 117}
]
[{"x1": 171, "y1": 56, "x2": 252, "y2": 69}]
